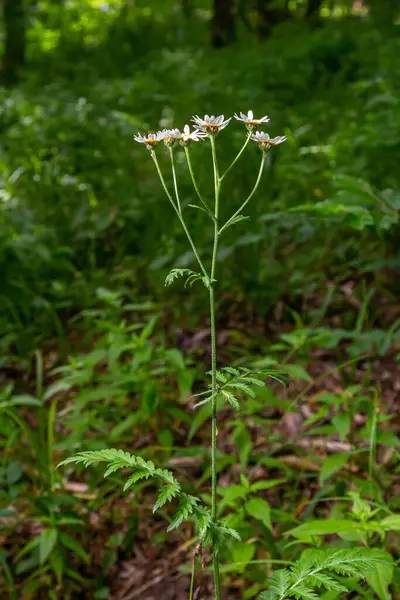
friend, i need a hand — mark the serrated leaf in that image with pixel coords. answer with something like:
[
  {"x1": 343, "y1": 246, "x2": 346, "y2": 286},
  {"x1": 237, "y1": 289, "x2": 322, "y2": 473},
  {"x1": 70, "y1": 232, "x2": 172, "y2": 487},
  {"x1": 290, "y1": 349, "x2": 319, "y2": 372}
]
[
  {"x1": 365, "y1": 551, "x2": 394, "y2": 600},
  {"x1": 221, "y1": 390, "x2": 240, "y2": 409},
  {"x1": 193, "y1": 395, "x2": 213, "y2": 409},
  {"x1": 153, "y1": 483, "x2": 180, "y2": 512},
  {"x1": 268, "y1": 569, "x2": 291, "y2": 597},
  {"x1": 164, "y1": 268, "x2": 200, "y2": 287},
  {"x1": 291, "y1": 584, "x2": 319, "y2": 600},
  {"x1": 123, "y1": 469, "x2": 152, "y2": 491},
  {"x1": 215, "y1": 371, "x2": 227, "y2": 383},
  {"x1": 227, "y1": 382, "x2": 256, "y2": 397},
  {"x1": 167, "y1": 494, "x2": 199, "y2": 531},
  {"x1": 242, "y1": 376, "x2": 265, "y2": 387},
  {"x1": 308, "y1": 573, "x2": 347, "y2": 592},
  {"x1": 223, "y1": 367, "x2": 241, "y2": 377},
  {"x1": 245, "y1": 498, "x2": 272, "y2": 531}
]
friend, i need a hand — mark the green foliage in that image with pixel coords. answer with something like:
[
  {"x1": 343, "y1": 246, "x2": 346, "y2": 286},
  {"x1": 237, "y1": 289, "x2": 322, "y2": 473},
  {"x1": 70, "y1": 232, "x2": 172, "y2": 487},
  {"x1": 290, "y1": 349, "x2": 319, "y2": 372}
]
[
  {"x1": 287, "y1": 491, "x2": 400, "y2": 547},
  {"x1": 57, "y1": 447, "x2": 241, "y2": 557},
  {"x1": 192, "y1": 366, "x2": 285, "y2": 409},
  {"x1": 165, "y1": 268, "x2": 213, "y2": 289},
  {"x1": 59, "y1": 448, "x2": 178, "y2": 488},
  {"x1": 1, "y1": 1, "x2": 400, "y2": 598},
  {"x1": 259, "y1": 548, "x2": 393, "y2": 600}
]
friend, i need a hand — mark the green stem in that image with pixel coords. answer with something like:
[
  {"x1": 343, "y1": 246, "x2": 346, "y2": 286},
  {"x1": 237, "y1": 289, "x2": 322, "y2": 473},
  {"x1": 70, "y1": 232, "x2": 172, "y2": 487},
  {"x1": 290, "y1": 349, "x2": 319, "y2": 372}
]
[
  {"x1": 219, "y1": 131, "x2": 252, "y2": 183},
  {"x1": 169, "y1": 146, "x2": 182, "y2": 214},
  {"x1": 369, "y1": 390, "x2": 378, "y2": 480},
  {"x1": 210, "y1": 134, "x2": 221, "y2": 600},
  {"x1": 219, "y1": 153, "x2": 265, "y2": 235},
  {"x1": 152, "y1": 151, "x2": 209, "y2": 279},
  {"x1": 184, "y1": 146, "x2": 216, "y2": 222},
  {"x1": 189, "y1": 557, "x2": 195, "y2": 600}
]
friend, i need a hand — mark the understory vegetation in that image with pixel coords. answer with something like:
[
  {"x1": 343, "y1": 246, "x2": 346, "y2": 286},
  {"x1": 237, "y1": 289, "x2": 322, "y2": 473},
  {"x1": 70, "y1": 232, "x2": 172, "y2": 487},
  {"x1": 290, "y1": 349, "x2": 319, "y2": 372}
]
[{"x1": 0, "y1": 1, "x2": 399, "y2": 598}]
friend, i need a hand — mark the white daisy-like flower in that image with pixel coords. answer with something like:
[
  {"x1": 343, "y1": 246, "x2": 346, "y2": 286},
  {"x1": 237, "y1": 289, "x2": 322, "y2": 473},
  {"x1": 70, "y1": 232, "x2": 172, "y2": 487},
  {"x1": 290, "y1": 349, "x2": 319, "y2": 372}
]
[
  {"x1": 234, "y1": 110, "x2": 270, "y2": 129},
  {"x1": 133, "y1": 131, "x2": 166, "y2": 148},
  {"x1": 191, "y1": 114, "x2": 231, "y2": 135},
  {"x1": 164, "y1": 125, "x2": 206, "y2": 146},
  {"x1": 251, "y1": 131, "x2": 287, "y2": 151},
  {"x1": 162, "y1": 129, "x2": 180, "y2": 146}
]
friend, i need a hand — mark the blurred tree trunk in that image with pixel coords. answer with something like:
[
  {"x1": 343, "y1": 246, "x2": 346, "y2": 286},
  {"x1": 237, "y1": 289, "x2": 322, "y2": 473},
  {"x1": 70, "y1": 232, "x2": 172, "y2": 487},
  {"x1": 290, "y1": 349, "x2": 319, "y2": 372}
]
[
  {"x1": 256, "y1": 0, "x2": 289, "y2": 38},
  {"x1": 211, "y1": 0, "x2": 236, "y2": 47},
  {"x1": 306, "y1": 0, "x2": 323, "y2": 18},
  {"x1": 2, "y1": 0, "x2": 26, "y2": 85}
]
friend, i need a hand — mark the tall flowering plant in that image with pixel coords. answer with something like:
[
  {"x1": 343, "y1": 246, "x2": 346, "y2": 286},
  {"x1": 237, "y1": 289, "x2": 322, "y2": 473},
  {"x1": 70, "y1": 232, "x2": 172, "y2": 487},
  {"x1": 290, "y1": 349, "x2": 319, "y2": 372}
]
[{"x1": 60, "y1": 111, "x2": 287, "y2": 599}]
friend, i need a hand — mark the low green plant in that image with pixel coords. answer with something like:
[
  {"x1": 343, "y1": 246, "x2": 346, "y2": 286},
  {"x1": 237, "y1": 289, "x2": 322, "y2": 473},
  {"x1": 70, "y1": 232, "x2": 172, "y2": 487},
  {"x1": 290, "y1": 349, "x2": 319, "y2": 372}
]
[
  {"x1": 59, "y1": 112, "x2": 391, "y2": 599},
  {"x1": 260, "y1": 547, "x2": 391, "y2": 600},
  {"x1": 0, "y1": 353, "x2": 89, "y2": 598}
]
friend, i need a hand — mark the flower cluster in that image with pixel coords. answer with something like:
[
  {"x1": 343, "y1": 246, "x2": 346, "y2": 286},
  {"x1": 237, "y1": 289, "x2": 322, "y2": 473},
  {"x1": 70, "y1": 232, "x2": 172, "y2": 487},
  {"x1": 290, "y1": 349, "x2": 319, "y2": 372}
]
[
  {"x1": 134, "y1": 110, "x2": 286, "y2": 153},
  {"x1": 134, "y1": 125, "x2": 206, "y2": 150}
]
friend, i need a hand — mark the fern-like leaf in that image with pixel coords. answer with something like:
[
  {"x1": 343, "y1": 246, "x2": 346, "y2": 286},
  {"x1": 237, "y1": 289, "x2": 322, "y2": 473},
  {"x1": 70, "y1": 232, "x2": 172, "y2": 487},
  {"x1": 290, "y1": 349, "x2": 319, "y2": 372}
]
[
  {"x1": 164, "y1": 268, "x2": 213, "y2": 289},
  {"x1": 258, "y1": 547, "x2": 392, "y2": 600},
  {"x1": 193, "y1": 506, "x2": 213, "y2": 539},
  {"x1": 308, "y1": 573, "x2": 347, "y2": 593},
  {"x1": 153, "y1": 481, "x2": 181, "y2": 512},
  {"x1": 291, "y1": 585, "x2": 319, "y2": 600},
  {"x1": 168, "y1": 494, "x2": 199, "y2": 531},
  {"x1": 205, "y1": 521, "x2": 241, "y2": 555},
  {"x1": 221, "y1": 389, "x2": 240, "y2": 409},
  {"x1": 165, "y1": 268, "x2": 200, "y2": 287},
  {"x1": 58, "y1": 449, "x2": 178, "y2": 488},
  {"x1": 123, "y1": 469, "x2": 153, "y2": 491},
  {"x1": 267, "y1": 570, "x2": 292, "y2": 598}
]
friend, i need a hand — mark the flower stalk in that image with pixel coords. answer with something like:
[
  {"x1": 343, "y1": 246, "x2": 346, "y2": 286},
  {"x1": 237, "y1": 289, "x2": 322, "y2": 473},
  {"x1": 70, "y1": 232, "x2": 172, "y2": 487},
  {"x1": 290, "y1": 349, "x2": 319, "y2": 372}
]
[
  {"x1": 134, "y1": 111, "x2": 286, "y2": 599},
  {"x1": 209, "y1": 133, "x2": 222, "y2": 598}
]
